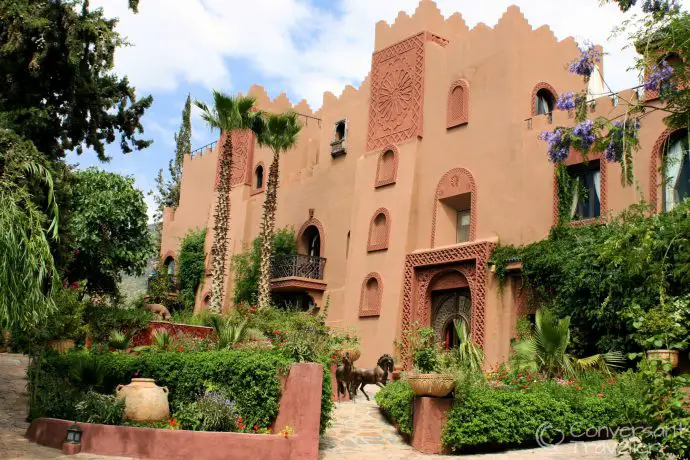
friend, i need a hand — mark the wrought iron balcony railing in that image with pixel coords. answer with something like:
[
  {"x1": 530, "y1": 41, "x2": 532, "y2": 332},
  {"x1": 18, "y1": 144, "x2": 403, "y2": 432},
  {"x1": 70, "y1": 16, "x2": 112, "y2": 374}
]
[{"x1": 271, "y1": 254, "x2": 326, "y2": 280}]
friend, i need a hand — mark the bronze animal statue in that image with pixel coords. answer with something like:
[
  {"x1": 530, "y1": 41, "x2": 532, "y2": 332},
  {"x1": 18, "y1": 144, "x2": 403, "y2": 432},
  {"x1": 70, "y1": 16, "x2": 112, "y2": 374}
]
[
  {"x1": 351, "y1": 354, "x2": 395, "y2": 401},
  {"x1": 145, "y1": 303, "x2": 171, "y2": 321},
  {"x1": 335, "y1": 352, "x2": 354, "y2": 402}
]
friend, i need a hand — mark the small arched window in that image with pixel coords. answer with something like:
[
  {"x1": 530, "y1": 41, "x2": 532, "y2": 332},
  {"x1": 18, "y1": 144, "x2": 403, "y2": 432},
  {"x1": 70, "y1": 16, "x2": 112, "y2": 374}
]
[
  {"x1": 535, "y1": 89, "x2": 555, "y2": 115},
  {"x1": 164, "y1": 256, "x2": 175, "y2": 276},
  {"x1": 367, "y1": 208, "x2": 391, "y2": 252},
  {"x1": 255, "y1": 164, "x2": 264, "y2": 190},
  {"x1": 375, "y1": 146, "x2": 398, "y2": 188},
  {"x1": 359, "y1": 273, "x2": 383, "y2": 317},
  {"x1": 335, "y1": 121, "x2": 346, "y2": 141},
  {"x1": 447, "y1": 79, "x2": 470, "y2": 128},
  {"x1": 663, "y1": 130, "x2": 690, "y2": 211}
]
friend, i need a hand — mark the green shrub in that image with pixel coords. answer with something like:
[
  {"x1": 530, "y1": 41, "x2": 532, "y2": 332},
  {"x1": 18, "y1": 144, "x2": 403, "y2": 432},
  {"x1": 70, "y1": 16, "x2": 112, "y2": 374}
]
[
  {"x1": 375, "y1": 380, "x2": 414, "y2": 435},
  {"x1": 175, "y1": 388, "x2": 237, "y2": 432},
  {"x1": 75, "y1": 391, "x2": 125, "y2": 425},
  {"x1": 178, "y1": 228, "x2": 206, "y2": 310},
  {"x1": 29, "y1": 349, "x2": 332, "y2": 433},
  {"x1": 442, "y1": 371, "x2": 646, "y2": 453},
  {"x1": 85, "y1": 301, "x2": 152, "y2": 344}
]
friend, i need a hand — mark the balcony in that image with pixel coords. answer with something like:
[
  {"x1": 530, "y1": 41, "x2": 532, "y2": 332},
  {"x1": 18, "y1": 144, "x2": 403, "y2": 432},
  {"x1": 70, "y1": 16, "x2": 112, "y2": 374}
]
[{"x1": 270, "y1": 254, "x2": 327, "y2": 293}]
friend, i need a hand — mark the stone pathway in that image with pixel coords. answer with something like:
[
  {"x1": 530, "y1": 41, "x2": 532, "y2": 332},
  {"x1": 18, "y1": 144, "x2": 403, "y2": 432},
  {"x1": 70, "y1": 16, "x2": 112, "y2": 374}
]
[
  {"x1": 319, "y1": 386, "x2": 627, "y2": 460},
  {"x1": 0, "y1": 353, "x2": 626, "y2": 459}
]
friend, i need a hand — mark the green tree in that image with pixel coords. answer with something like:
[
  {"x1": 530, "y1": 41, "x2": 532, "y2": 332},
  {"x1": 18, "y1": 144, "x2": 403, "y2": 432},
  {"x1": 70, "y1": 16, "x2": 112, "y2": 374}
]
[
  {"x1": 0, "y1": 0, "x2": 152, "y2": 161},
  {"x1": 256, "y1": 112, "x2": 302, "y2": 310},
  {"x1": 178, "y1": 228, "x2": 207, "y2": 310},
  {"x1": 233, "y1": 228, "x2": 297, "y2": 306},
  {"x1": 155, "y1": 94, "x2": 192, "y2": 222},
  {"x1": 0, "y1": 130, "x2": 59, "y2": 330},
  {"x1": 65, "y1": 168, "x2": 152, "y2": 295},
  {"x1": 194, "y1": 92, "x2": 264, "y2": 312}
]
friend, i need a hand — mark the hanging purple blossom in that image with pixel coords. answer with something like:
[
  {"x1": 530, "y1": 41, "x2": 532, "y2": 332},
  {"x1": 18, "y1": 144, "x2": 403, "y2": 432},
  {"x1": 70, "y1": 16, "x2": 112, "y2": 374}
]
[
  {"x1": 568, "y1": 44, "x2": 601, "y2": 79},
  {"x1": 555, "y1": 92, "x2": 577, "y2": 111},
  {"x1": 605, "y1": 120, "x2": 640, "y2": 162},
  {"x1": 572, "y1": 119, "x2": 596, "y2": 151},
  {"x1": 642, "y1": 0, "x2": 680, "y2": 15},
  {"x1": 644, "y1": 61, "x2": 674, "y2": 92},
  {"x1": 539, "y1": 129, "x2": 571, "y2": 163}
]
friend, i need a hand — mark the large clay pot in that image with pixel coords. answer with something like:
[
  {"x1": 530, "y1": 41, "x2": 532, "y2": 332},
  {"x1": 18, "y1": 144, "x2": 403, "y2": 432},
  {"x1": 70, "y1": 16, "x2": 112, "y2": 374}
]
[
  {"x1": 48, "y1": 339, "x2": 75, "y2": 353},
  {"x1": 335, "y1": 348, "x2": 361, "y2": 362},
  {"x1": 646, "y1": 350, "x2": 679, "y2": 369},
  {"x1": 116, "y1": 378, "x2": 170, "y2": 422},
  {"x1": 408, "y1": 374, "x2": 455, "y2": 398}
]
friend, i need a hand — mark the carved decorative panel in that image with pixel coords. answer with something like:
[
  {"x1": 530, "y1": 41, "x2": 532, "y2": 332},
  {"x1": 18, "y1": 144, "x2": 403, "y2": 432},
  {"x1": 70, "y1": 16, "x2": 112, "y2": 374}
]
[
  {"x1": 367, "y1": 208, "x2": 391, "y2": 252},
  {"x1": 230, "y1": 129, "x2": 255, "y2": 188},
  {"x1": 375, "y1": 144, "x2": 399, "y2": 188},
  {"x1": 447, "y1": 79, "x2": 470, "y2": 128},
  {"x1": 359, "y1": 272, "x2": 383, "y2": 318}
]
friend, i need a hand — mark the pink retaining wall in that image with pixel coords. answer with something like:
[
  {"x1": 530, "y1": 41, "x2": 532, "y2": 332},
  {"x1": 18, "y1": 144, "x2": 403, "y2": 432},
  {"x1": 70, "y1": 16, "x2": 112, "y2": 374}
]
[
  {"x1": 131, "y1": 321, "x2": 215, "y2": 347},
  {"x1": 26, "y1": 363, "x2": 323, "y2": 460}
]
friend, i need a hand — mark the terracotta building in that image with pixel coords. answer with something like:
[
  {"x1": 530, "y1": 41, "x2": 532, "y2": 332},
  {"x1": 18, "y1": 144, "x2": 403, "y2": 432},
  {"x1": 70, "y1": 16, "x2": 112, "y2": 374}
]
[{"x1": 160, "y1": 0, "x2": 686, "y2": 367}]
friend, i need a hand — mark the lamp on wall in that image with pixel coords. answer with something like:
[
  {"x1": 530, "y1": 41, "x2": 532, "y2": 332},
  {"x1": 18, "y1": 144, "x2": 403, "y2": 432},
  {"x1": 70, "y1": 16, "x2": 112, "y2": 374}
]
[{"x1": 65, "y1": 423, "x2": 82, "y2": 444}]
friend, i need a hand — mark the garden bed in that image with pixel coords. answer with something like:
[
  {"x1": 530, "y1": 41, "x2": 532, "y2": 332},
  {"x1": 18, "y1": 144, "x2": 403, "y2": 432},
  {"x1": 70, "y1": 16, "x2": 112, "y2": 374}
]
[
  {"x1": 27, "y1": 363, "x2": 323, "y2": 460},
  {"x1": 130, "y1": 321, "x2": 214, "y2": 347}
]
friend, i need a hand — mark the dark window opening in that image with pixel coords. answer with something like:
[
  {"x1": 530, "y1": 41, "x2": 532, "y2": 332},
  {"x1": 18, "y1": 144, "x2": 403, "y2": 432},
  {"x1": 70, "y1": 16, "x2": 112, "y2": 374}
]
[
  {"x1": 164, "y1": 256, "x2": 175, "y2": 275},
  {"x1": 302, "y1": 226, "x2": 321, "y2": 258},
  {"x1": 535, "y1": 89, "x2": 555, "y2": 115},
  {"x1": 567, "y1": 160, "x2": 601, "y2": 220},
  {"x1": 255, "y1": 165, "x2": 264, "y2": 189},
  {"x1": 335, "y1": 121, "x2": 346, "y2": 141}
]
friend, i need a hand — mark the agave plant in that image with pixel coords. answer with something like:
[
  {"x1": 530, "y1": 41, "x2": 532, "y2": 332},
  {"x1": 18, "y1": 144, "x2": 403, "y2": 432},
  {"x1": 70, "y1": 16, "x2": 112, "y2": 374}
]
[
  {"x1": 152, "y1": 329, "x2": 173, "y2": 351},
  {"x1": 107, "y1": 329, "x2": 131, "y2": 351},
  {"x1": 512, "y1": 309, "x2": 625, "y2": 377},
  {"x1": 451, "y1": 319, "x2": 484, "y2": 372},
  {"x1": 210, "y1": 316, "x2": 253, "y2": 349}
]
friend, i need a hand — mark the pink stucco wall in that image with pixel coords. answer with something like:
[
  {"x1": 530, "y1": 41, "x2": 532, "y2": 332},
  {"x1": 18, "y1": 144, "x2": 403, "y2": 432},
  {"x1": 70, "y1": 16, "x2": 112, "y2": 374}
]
[{"x1": 160, "y1": 0, "x2": 670, "y2": 368}]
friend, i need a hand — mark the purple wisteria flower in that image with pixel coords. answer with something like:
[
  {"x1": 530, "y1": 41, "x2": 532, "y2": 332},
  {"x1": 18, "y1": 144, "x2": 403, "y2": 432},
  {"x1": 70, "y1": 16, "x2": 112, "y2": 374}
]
[
  {"x1": 642, "y1": 0, "x2": 680, "y2": 14},
  {"x1": 556, "y1": 92, "x2": 577, "y2": 111},
  {"x1": 573, "y1": 119, "x2": 596, "y2": 151},
  {"x1": 605, "y1": 120, "x2": 640, "y2": 162},
  {"x1": 568, "y1": 43, "x2": 601, "y2": 79},
  {"x1": 539, "y1": 129, "x2": 571, "y2": 163},
  {"x1": 644, "y1": 61, "x2": 674, "y2": 92}
]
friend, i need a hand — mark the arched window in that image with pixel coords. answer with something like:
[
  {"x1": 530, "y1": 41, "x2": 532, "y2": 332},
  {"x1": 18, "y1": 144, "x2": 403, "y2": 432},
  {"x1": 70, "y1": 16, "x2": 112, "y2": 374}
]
[
  {"x1": 367, "y1": 208, "x2": 391, "y2": 252},
  {"x1": 663, "y1": 130, "x2": 690, "y2": 211},
  {"x1": 431, "y1": 168, "x2": 477, "y2": 247},
  {"x1": 164, "y1": 256, "x2": 175, "y2": 276},
  {"x1": 535, "y1": 89, "x2": 555, "y2": 115},
  {"x1": 255, "y1": 164, "x2": 264, "y2": 190},
  {"x1": 303, "y1": 226, "x2": 321, "y2": 258},
  {"x1": 447, "y1": 79, "x2": 470, "y2": 128},
  {"x1": 359, "y1": 273, "x2": 383, "y2": 317},
  {"x1": 375, "y1": 146, "x2": 398, "y2": 188}
]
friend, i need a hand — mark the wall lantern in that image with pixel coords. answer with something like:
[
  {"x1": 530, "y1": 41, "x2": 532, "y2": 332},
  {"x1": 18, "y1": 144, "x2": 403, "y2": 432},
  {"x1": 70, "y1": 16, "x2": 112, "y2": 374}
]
[{"x1": 65, "y1": 423, "x2": 82, "y2": 444}]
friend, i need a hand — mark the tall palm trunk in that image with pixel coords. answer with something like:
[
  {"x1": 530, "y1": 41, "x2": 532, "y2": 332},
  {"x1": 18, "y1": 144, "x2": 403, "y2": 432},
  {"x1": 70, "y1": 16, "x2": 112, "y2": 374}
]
[
  {"x1": 257, "y1": 149, "x2": 280, "y2": 310},
  {"x1": 209, "y1": 133, "x2": 233, "y2": 313}
]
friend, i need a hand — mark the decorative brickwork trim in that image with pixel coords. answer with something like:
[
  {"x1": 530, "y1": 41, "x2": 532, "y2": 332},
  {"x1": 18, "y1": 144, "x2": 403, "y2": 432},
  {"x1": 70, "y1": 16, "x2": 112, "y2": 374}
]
[
  {"x1": 447, "y1": 79, "x2": 470, "y2": 129},
  {"x1": 400, "y1": 241, "x2": 496, "y2": 366},
  {"x1": 251, "y1": 161, "x2": 266, "y2": 196},
  {"x1": 359, "y1": 272, "x2": 383, "y2": 318},
  {"x1": 375, "y1": 144, "x2": 399, "y2": 188},
  {"x1": 231, "y1": 129, "x2": 256, "y2": 188},
  {"x1": 297, "y1": 217, "x2": 326, "y2": 256},
  {"x1": 367, "y1": 208, "x2": 392, "y2": 252},
  {"x1": 430, "y1": 168, "x2": 477, "y2": 248},
  {"x1": 649, "y1": 129, "x2": 675, "y2": 214},
  {"x1": 530, "y1": 82, "x2": 557, "y2": 117},
  {"x1": 552, "y1": 151, "x2": 608, "y2": 226}
]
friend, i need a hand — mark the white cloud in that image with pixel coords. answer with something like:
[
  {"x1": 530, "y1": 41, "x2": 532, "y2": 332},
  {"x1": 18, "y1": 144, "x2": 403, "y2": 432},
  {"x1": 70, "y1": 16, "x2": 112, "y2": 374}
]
[{"x1": 96, "y1": 0, "x2": 690, "y2": 107}]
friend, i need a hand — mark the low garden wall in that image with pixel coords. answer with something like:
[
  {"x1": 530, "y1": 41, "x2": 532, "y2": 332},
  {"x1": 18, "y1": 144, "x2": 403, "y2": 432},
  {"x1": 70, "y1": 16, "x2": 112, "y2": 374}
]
[
  {"x1": 131, "y1": 321, "x2": 214, "y2": 347},
  {"x1": 27, "y1": 362, "x2": 323, "y2": 460}
]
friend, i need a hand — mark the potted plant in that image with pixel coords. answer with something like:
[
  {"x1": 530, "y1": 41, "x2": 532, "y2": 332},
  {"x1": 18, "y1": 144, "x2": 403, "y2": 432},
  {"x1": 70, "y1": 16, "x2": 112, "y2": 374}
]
[
  {"x1": 328, "y1": 328, "x2": 361, "y2": 363},
  {"x1": 404, "y1": 325, "x2": 455, "y2": 397},
  {"x1": 632, "y1": 296, "x2": 689, "y2": 369}
]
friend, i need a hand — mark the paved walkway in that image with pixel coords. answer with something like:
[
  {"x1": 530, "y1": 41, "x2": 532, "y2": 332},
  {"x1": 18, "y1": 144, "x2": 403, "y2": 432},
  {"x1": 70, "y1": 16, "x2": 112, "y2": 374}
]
[{"x1": 1, "y1": 353, "x2": 625, "y2": 459}]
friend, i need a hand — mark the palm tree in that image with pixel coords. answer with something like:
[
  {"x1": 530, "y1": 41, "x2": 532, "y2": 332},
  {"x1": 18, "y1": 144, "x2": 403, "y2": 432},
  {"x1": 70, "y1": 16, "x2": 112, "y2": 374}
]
[
  {"x1": 194, "y1": 92, "x2": 264, "y2": 313},
  {"x1": 255, "y1": 112, "x2": 302, "y2": 310},
  {"x1": 512, "y1": 309, "x2": 624, "y2": 377}
]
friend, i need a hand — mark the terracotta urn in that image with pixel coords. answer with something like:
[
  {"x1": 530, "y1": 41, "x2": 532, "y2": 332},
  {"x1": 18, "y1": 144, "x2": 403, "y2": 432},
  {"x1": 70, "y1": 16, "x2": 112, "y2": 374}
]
[
  {"x1": 646, "y1": 350, "x2": 679, "y2": 369},
  {"x1": 407, "y1": 374, "x2": 455, "y2": 398},
  {"x1": 116, "y1": 378, "x2": 170, "y2": 422},
  {"x1": 47, "y1": 339, "x2": 75, "y2": 353}
]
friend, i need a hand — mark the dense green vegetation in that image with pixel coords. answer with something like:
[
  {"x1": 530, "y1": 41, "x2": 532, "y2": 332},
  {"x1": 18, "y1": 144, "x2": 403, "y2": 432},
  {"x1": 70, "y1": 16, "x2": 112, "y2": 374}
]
[
  {"x1": 374, "y1": 380, "x2": 414, "y2": 436},
  {"x1": 178, "y1": 228, "x2": 207, "y2": 310}
]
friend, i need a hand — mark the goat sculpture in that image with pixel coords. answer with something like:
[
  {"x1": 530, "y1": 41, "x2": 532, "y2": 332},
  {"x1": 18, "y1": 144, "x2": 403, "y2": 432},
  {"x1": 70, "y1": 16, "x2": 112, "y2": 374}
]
[
  {"x1": 335, "y1": 352, "x2": 354, "y2": 402},
  {"x1": 351, "y1": 354, "x2": 395, "y2": 401}
]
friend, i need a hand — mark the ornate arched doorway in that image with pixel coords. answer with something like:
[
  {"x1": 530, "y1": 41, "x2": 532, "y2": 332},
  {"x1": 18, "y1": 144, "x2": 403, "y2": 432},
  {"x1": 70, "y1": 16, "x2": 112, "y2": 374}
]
[{"x1": 432, "y1": 290, "x2": 471, "y2": 349}]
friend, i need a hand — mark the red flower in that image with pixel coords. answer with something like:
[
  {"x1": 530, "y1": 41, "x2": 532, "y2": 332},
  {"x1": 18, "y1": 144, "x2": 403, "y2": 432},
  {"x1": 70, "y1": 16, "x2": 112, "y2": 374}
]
[
  {"x1": 170, "y1": 418, "x2": 177, "y2": 427},
  {"x1": 517, "y1": 373, "x2": 523, "y2": 377},
  {"x1": 268, "y1": 425, "x2": 273, "y2": 432},
  {"x1": 254, "y1": 425, "x2": 259, "y2": 431},
  {"x1": 273, "y1": 330, "x2": 281, "y2": 335},
  {"x1": 237, "y1": 417, "x2": 243, "y2": 422},
  {"x1": 177, "y1": 347, "x2": 184, "y2": 352},
  {"x1": 597, "y1": 393, "x2": 604, "y2": 398},
  {"x1": 522, "y1": 385, "x2": 529, "y2": 389},
  {"x1": 576, "y1": 386, "x2": 583, "y2": 391},
  {"x1": 238, "y1": 424, "x2": 245, "y2": 430}
]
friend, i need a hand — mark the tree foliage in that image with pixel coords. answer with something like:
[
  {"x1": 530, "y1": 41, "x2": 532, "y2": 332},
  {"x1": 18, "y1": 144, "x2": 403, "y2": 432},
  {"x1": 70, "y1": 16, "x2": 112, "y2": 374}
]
[
  {"x1": 65, "y1": 168, "x2": 152, "y2": 294},
  {"x1": 0, "y1": 130, "x2": 59, "y2": 329},
  {"x1": 178, "y1": 228, "x2": 207, "y2": 310},
  {"x1": 0, "y1": 0, "x2": 153, "y2": 161}
]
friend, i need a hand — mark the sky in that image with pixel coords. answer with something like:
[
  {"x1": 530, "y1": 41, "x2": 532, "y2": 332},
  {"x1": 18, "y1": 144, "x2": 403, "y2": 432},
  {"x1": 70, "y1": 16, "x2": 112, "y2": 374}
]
[{"x1": 68, "y1": 0, "x2": 690, "y2": 222}]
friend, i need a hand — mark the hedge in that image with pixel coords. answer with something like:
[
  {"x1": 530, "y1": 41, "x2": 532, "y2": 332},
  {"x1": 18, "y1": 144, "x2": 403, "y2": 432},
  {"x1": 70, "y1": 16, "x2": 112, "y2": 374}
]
[
  {"x1": 29, "y1": 349, "x2": 332, "y2": 433},
  {"x1": 442, "y1": 373, "x2": 646, "y2": 453},
  {"x1": 374, "y1": 380, "x2": 414, "y2": 435}
]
